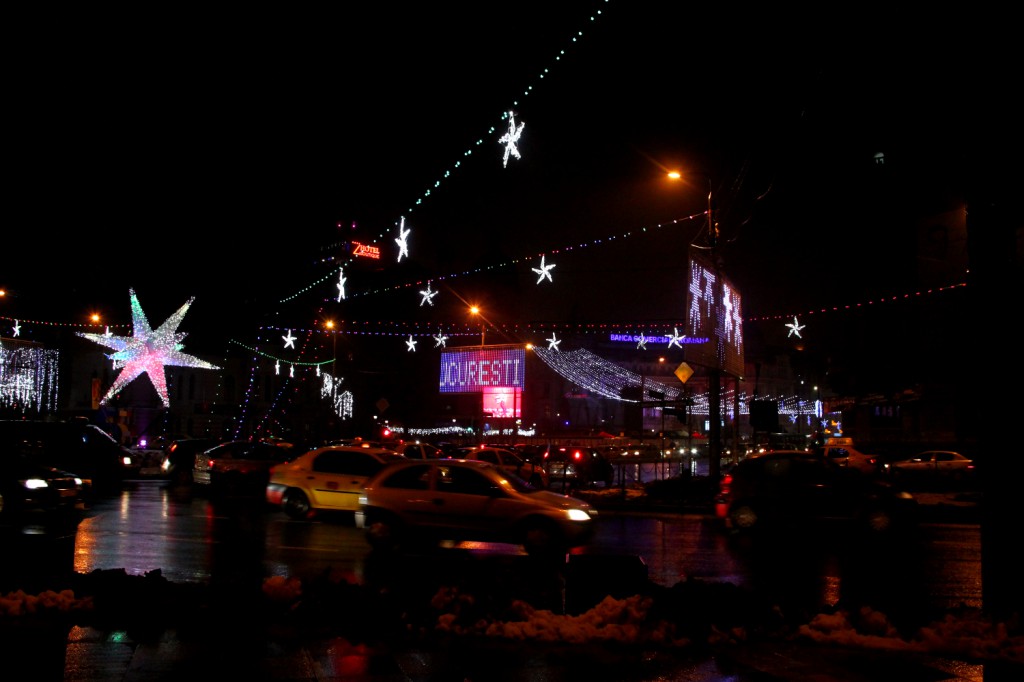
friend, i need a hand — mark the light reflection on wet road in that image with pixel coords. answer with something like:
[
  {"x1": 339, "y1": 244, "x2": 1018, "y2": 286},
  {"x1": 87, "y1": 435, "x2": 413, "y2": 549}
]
[{"x1": 65, "y1": 479, "x2": 981, "y2": 621}]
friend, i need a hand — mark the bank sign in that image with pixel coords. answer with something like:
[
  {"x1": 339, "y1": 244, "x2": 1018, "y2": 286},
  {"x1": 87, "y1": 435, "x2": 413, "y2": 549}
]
[{"x1": 439, "y1": 347, "x2": 525, "y2": 394}]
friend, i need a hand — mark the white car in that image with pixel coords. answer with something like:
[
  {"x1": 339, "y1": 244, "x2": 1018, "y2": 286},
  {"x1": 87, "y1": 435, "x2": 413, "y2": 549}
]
[
  {"x1": 885, "y1": 450, "x2": 975, "y2": 484},
  {"x1": 355, "y1": 458, "x2": 595, "y2": 556}
]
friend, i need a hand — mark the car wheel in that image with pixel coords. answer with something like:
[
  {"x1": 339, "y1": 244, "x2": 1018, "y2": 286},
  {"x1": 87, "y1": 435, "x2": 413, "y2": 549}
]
[
  {"x1": 364, "y1": 513, "x2": 402, "y2": 552},
  {"x1": 520, "y1": 518, "x2": 566, "y2": 557},
  {"x1": 282, "y1": 489, "x2": 312, "y2": 520},
  {"x1": 728, "y1": 503, "x2": 761, "y2": 532}
]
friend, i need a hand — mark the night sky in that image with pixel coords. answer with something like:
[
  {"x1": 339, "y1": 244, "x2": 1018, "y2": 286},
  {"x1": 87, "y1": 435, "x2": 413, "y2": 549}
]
[{"x1": 4, "y1": 3, "x2": 1012, "y2": 360}]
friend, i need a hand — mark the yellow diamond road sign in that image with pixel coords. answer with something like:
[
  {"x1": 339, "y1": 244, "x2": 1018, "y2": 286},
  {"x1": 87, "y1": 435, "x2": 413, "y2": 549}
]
[{"x1": 674, "y1": 362, "x2": 694, "y2": 384}]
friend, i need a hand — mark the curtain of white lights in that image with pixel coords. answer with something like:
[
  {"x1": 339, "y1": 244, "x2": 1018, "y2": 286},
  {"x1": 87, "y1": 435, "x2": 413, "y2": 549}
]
[{"x1": 0, "y1": 345, "x2": 60, "y2": 413}]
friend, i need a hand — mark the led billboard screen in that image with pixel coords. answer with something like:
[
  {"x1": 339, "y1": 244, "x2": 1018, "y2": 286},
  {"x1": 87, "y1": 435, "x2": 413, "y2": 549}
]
[
  {"x1": 684, "y1": 248, "x2": 744, "y2": 377},
  {"x1": 439, "y1": 346, "x2": 526, "y2": 394}
]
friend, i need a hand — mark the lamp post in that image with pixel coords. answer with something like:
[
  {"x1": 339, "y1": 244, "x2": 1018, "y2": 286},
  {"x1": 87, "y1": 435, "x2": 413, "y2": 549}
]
[{"x1": 667, "y1": 169, "x2": 723, "y2": 481}]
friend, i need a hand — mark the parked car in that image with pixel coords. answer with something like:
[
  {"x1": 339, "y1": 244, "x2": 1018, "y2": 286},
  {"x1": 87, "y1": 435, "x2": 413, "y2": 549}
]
[
  {"x1": 0, "y1": 418, "x2": 140, "y2": 495},
  {"x1": 394, "y1": 441, "x2": 446, "y2": 460},
  {"x1": 192, "y1": 440, "x2": 295, "y2": 495},
  {"x1": 355, "y1": 458, "x2": 597, "y2": 556},
  {"x1": 266, "y1": 445, "x2": 404, "y2": 519},
  {"x1": 0, "y1": 456, "x2": 85, "y2": 535},
  {"x1": 714, "y1": 450, "x2": 918, "y2": 536},
  {"x1": 884, "y1": 450, "x2": 976, "y2": 486},
  {"x1": 542, "y1": 445, "x2": 615, "y2": 493},
  {"x1": 164, "y1": 437, "x2": 222, "y2": 484},
  {"x1": 454, "y1": 446, "x2": 550, "y2": 488}
]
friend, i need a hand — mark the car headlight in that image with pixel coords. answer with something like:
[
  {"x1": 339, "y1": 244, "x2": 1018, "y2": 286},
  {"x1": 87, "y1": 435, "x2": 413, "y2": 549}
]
[
  {"x1": 566, "y1": 509, "x2": 591, "y2": 521},
  {"x1": 23, "y1": 478, "x2": 49, "y2": 490}
]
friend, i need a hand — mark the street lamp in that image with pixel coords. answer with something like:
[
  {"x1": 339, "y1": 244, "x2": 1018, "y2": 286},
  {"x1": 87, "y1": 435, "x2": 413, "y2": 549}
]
[{"x1": 469, "y1": 305, "x2": 485, "y2": 346}]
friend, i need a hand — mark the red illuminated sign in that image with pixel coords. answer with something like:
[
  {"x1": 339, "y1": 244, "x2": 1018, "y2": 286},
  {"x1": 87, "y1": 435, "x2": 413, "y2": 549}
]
[{"x1": 352, "y1": 241, "x2": 380, "y2": 259}]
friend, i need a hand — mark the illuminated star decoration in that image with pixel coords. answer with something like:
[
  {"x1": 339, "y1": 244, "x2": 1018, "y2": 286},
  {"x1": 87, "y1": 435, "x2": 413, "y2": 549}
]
[
  {"x1": 433, "y1": 333, "x2": 448, "y2": 348},
  {"x1": 76, "y1": 289, "x2": 219, "y2": 409},
  {"x1": 336, "y1": 268, "x2": 347, "y2": 302},
  {"x1": 275, "y1": 360, "x2": 280, "y2": 375},
  {"x1": 498, "y1": 110, "x2": 524, "y2": 167},
  {"x1": 636, "y1": 333, "x2": 648, "y2": 350},
  {"x1": 786, "y1": 316, "x2": 805, "y2": 338},
  {"x1": 546, "y1": 333, "x2": 561, "y2": 351},
  {"x1": 11, "y1": 320, "x2": 20, "y2": 337},
  {"x1": 532, "y1": 255, "x2": 555, "y2": 284},
  {"x1": 282, "y1": 329, "x2": 296, "y2": 349},
  {"x1": 395, "y1": 217, "x2": 411, "y2": 262},
  {"x1": 103, "y1": 326, "x2": 112, "y2": 338},
  {"x1": 419, "y1": 281, "x2": 437, "y2": 306},
  {"x1": 405, "y1": 334, "x2": 417, "y2": 352},
  {"x1": 667, "y1": 327, "x2": 685, "y2": 349}
]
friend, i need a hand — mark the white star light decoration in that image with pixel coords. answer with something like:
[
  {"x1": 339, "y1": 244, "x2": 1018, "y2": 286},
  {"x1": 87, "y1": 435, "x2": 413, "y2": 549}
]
[
  {"x1": 395, "y1": 217, "x2": 411, "y2": 262},
  {"x1": 419, "y1": 281, "x2": 437, "y2": 306},
  {"x1": 103, "y1": 326, "x2": 113, "y2": 338},
  {"x1": 532, "y1": 255, "x2": 555, "y2": 284},
  {"x1": 636, "y1": 333, "x2": 648, "y2": 350},
  {"x1": 499, "y1": 111, "x2": 524, "y2": 167},
  {"x1": 433, "y1": 333, "x2": 448, "y2": 348},
  {"x1": 786, "y1": 316, "x2": 805, "y2": 338},
  {"x1": 77, "y1": 289, "x2": 219, "y2": 409},
  {"x1": 11, "y1": 320, "x2": 20, "y2": 337},
  {"x1": 336, "y1": 268, "x2": 347, "y2": 302},
  {"x1": 406, "y1": 335, "x2": 417, "y2": 352},
  {"x1": 282, "y1": 329, "x2": 296, "y2": 349},
  {"x1": 546, "y1": 333, "x2": 561, "y2": 351},
  {"x1": 667, "y1": 328, "x2": 685, "y2": 349}
]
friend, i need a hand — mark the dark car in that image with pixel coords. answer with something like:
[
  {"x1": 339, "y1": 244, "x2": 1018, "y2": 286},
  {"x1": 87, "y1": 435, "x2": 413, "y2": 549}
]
[
  {"x1": 0, "y1": 456, "x2": 85, "y2": 535},
  {"x1": 0, "y1": 418, "x2": 140, "y2": 496},
  {"x1": 542, "y1": 445, "x2": 615, "y2": 493},
  {"x1": 714, "y1": 450, "x2": 918, "y2": 536},
  {"x1": 192, "y1": 440, "x2": 295, "y2": 495},
  {"x1": 164, "y1": 437, "x2": 222, "y2": 484},
  {"x1": 394, "y1": 441, "x2": 446, "y2": 460}
]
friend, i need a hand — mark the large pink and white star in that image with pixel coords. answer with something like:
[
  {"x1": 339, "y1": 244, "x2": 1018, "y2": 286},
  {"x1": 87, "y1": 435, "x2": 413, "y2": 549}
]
[{"x1": 77, "y1": 289, "x2": 219, "y2": 408}]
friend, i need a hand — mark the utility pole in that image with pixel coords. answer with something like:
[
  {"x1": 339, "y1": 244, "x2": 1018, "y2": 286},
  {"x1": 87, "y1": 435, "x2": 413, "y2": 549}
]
[{"x1": 707, "y1": 185, "x2": 723, "y2": 482}]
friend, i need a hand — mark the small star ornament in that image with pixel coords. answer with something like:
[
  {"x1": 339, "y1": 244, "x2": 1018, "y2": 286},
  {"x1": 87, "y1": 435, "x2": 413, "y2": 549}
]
[
  {"x1": 76, "y1": 289, "x2": 219, "y2": 408},
  {"x1": 667, "y1": 327, "x2": 685, "y2": 349},
  {"x1": 636, "y1": 333, "x2": 648, "y2": 350},
  {"x1": 282, "y1": 329, "x2": 297, "y2": 349},
  {"x1": 433, "y1": 333, "x2": 448, "y2": 348},
  {"x1": 405, "y1": 335, "x2": 418, "y2": 352},
  {"x1": 532, "y1": 255, "x2": 555, "y2": 284},
  {"x1": 11, "y1": 320, "x2": 20, "y2": 337},
  {"x1": 395, "y1": 217, "x2": 411, "y2": 262},
  {"x1": 336, "y1": 269, "x2": 347, "y2": 302},
  {"x1": 786, "y1": 316, "x2": 805, "y2": 338},
  {"x1": 499, "y1": 110, "x2": 524, "y2": 167},
  {"x1": 546, "y1": 333, "x2": 561, "y2": 351},
  {"x1": 419, "y1": 281, "x2": 437, "y2": 306}
]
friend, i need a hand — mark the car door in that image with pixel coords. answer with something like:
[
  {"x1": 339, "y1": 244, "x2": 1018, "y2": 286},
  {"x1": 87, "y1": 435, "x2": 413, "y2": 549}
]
[
  {"x1": 307, "y1": 449, "x2": 383, "y2": 511},
  {"x1": 428, "y1": 463, "x2": 510, "y2": 535}
]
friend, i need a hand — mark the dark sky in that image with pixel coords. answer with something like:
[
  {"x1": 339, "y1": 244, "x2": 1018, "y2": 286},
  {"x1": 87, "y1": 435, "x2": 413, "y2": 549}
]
[{"x1": 4, "y1": 3, "x2": 1012, "y2": 353}]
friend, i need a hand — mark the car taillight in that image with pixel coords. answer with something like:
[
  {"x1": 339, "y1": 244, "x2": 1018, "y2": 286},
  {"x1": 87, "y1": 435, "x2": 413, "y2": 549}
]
[{"x1": 573, "y1": 450, "x2": 582, "y2": 461}]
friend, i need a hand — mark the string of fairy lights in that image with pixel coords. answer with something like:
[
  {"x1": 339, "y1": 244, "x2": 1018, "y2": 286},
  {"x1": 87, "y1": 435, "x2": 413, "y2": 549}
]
[{"x1": 0, "y1": 0, "x2": 963, "y2": 439}]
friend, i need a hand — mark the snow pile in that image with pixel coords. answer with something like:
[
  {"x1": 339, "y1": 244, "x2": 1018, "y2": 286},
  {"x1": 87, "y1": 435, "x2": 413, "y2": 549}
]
[
  {"x1": 0, "y1": 588, "x2": 93, "y2": 617},
  {"x1": 799, "y1": 606, "x2": 1024, "y2": 663}
]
